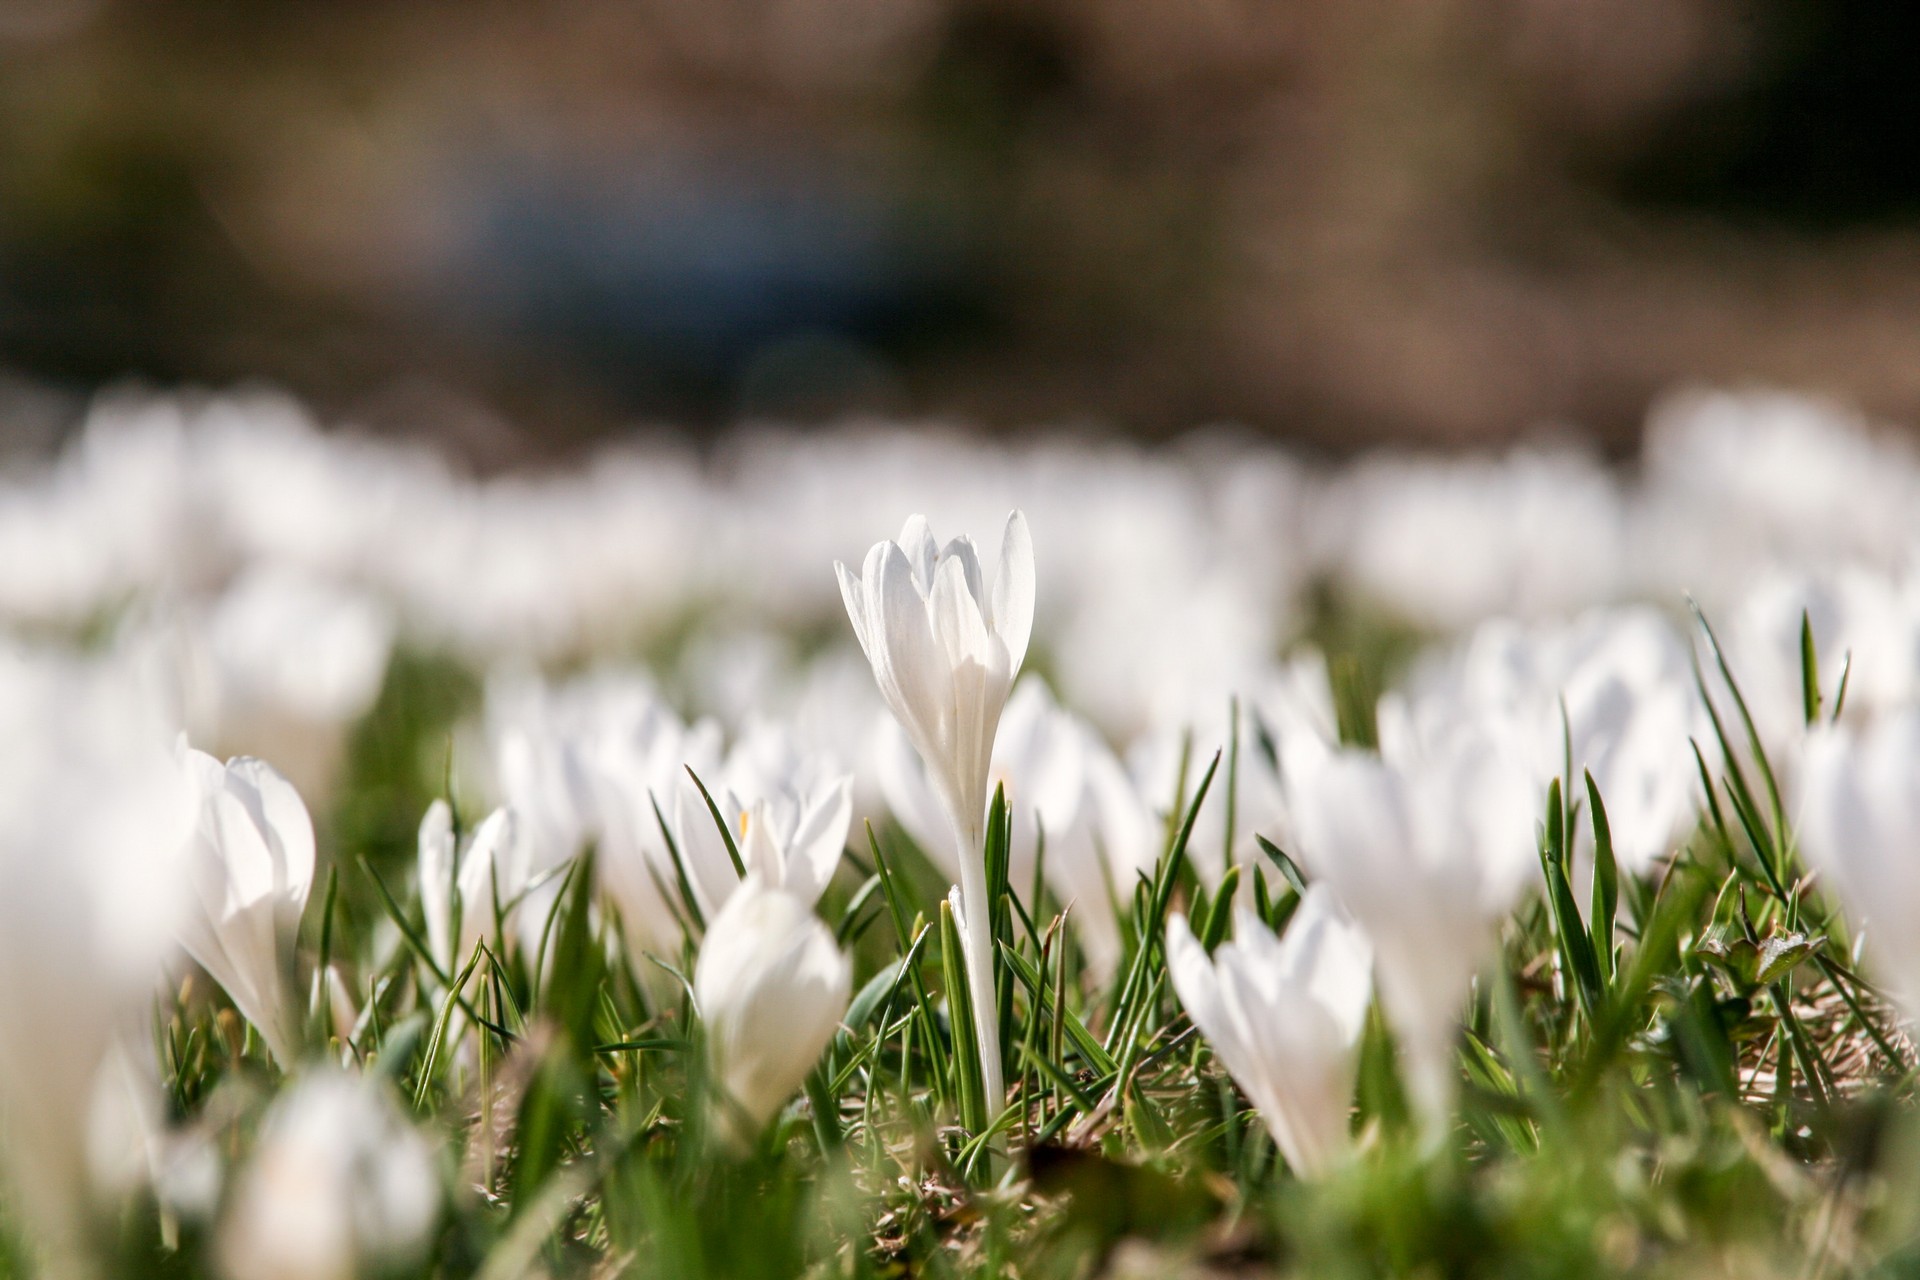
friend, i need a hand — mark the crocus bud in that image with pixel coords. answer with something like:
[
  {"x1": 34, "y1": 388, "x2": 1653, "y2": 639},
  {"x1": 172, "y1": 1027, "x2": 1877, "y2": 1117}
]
[
  {"x1": 217, "y1": 1071, "x2": 440, "y2": 1280},
  {"x1": 1166, "y1": 886, "x2": 1373, "y2": 1177},
  {"x1": 693, "y1": 876, "x2": 851, "y2": 1147},
  {"x1": 179, "y1": 747, "x2": 315, "y2": 1068}
]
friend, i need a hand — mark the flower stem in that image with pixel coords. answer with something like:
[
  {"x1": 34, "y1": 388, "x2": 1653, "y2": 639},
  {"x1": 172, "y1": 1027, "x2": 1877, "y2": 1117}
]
[{"x1": 955, "y1": 821, "x2": 1005, "y2": 1115}]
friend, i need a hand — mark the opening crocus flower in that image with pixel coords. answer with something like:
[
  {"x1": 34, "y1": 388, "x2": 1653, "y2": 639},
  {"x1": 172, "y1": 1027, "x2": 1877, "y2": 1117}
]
[
  {"x1": 835, "y1": 512, "x2": 1034, "y2": 1111},
  {"x1": 179, "y1": 748, "x2": 316, "y2": 1069},
  {"x1": 1283, "y1": 702, "x2": 1539, "y2": 1134},
  {"x1": 693, "y1": 875, "x2": 851, "y2": 1149},
  {"x1": 673, "y1": 772, "x2": 853, "y2": 920},
  {"x1": 1166, "y1": 885, "x2": 1373, "y2": 1177}
]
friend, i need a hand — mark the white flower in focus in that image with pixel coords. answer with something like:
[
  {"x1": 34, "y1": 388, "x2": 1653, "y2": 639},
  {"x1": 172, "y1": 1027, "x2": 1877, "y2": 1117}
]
[
  {"x1": 417, "y1": 801, "x2": 527, "y2": 975},
  {"x1": 693, "y1": 877, "x2": 852, "y2": 1146},
  {"x1": 218, "y1": 1071, "x2": 441, "y2": 1280},
  {"x1": 1799, "y1": 713, "x2": 1920, "y2": 1027},
  {"x1": 0, "y1": 644, "x2": 195, "y2": 1278},
  {"x1": 836, "y1": 511, "x2": 1034, "y2": 1110},
  {"x1": 1283, "y1": 703, "x2": 1539, "y2": 1131},
  {"x1": 836, "y1": 512, "x2": 1035, "y2": 845},
  {"x1": 1166, "y1": 885, "x2": 1373, "y2": 1176},
  {"x1": 179, "y1": 748, "x2": 316, "y2": 1067}
]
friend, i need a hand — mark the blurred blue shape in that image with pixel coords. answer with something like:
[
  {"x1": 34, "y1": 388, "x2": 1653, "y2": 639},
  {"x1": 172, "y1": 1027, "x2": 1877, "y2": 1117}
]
[{"x1": 438, "y1": 149, "x2": 956, "y2": 391}]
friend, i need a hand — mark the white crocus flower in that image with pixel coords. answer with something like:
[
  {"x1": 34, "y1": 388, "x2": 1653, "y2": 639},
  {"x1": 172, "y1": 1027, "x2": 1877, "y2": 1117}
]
[
  {"x1": 0, "y1": 644, "x2": 196, "y2": 1280},
  {"x1": 668, "y1": 717, "x2": 854, "y2": 920},
  {"x1": 217, "y1": 1071, "x2": 441, "y2": 1280},
  {"x1": 179, "y1": 748, "x2": 316, "y2": 1068},
  {"x1": 836, "y1": 511, "x2": 1034, "y2": 1112},
  {"x1": 417, "y1": 801, "x2": 526, "y2": 975},
  {"x1": 693, "y1": 876, "x2": 852, "y2": 1147},
  {"x1": 881, "y1": 677, "x2": 1153, "y2": 981},
  {"x1": 673, "y1": 773, "x2": 853, "y2": 920},
  {"x1": 1283, "y1": 702, "x2": 1539, "y2": 1133},
  {"x1": 1799, "y1": 713, "x2": 1920, "y2": 1027},
  {"x1": 1165, "y1": 885, "x2": 1373, "y2": 1176}
]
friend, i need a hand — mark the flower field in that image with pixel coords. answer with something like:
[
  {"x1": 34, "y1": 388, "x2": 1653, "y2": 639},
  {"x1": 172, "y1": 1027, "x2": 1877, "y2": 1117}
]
[{"x1": 6, "y1": 385, "x2": 1920, "y2": 1277}]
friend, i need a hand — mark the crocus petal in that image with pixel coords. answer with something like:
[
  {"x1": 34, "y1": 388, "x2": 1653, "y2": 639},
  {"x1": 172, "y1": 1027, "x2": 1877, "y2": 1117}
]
[
  {"x1": 784, "y1": 777, "x2": 853, "y2": 907},
  {"x1": 673, "y1": 778, "x2": 745, "y2": 922},
  {"x1": 1278, "y1": 886, "x2": 1375, "y2": 1047},
  {"x1": 898, "y1": 515, "x2": 939, "y2": 590},
  {"x1": 226, "y1": 756, "x2": 316, "y2": 911},
  {"x1": 834, "y1": 560, "x2": 872, "y2": 661},
  {"x1": 992, "y1": 510, "x2": 1035, "y2": 673},
  {"x1": 871, "y1": 542, "x2": 945, "y2": 752},
  {"x1": 417, "y1": 800, "x2": 456, "y2": 970},
  {"x1": 694, "y1": 878, "x2": 851, "y2": 1142},
  {"x1": 940, "y1": 535, "x2": 986, "y2": 610},
  {"x1": 929, "y1": 553, "x2": 994, "y2": 672}
]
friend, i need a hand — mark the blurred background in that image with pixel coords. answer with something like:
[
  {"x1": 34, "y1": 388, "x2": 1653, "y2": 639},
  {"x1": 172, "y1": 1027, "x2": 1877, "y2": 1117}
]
[{"x1": 4, "y1": 0, "x2": 1920, "y2": 463}]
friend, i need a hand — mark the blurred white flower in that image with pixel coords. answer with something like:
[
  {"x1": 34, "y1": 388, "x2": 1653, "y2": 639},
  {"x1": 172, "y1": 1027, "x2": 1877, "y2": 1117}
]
[
  {"x1": 572, "y1": 688, "x2": 725, "y2": 960},
  {"x1": 1716, "y1": 565, "x2": 1920, "y2": 770},
  {"x1": 484, "y1": 669, "x2": 722, "y2": 961},
  {"x1": 693, "y1": 877, "x2": 852, "y2": 1147},
  {"x1": 1283, "y1": 703, "x2": 1539, "y2": 1131},
  {"x1": 179, "y1": 748, "x2": 316, "y2": 1068},
  {"x1": 217, "y1": 1071, "x2": 441, "y2": 1280},
  {"x1": 673, "y1": 723, "x2": 853, "y2": 920},
  {"x1": 202, "y1": 566, "x2": 395, "y2": 730},
  {"x1": 0, "y1": 644, "x2": 196, "y2": 1278},
  {"x1": 86, "y1": 1041, "x2": 222, "y2": 1225},
  {"x1": 881, "y1": 678, "x2": 1154, "y2": 980},
  {"x1": 417, "y1": 801, "x2": 527, "y2": 975},
  {"x1": 1166, "y1": 885, "x2": 1373, "y2": 1176},
  {"x1": 1127, "y1": 653, "x2": 1339, "y2": 891},
  {"x1": 1325, "y1": 446, "x2": 1626, "y2": 631},
  {"x1": 1798, "y1": 712, "x2": 1920, "y2": 1027},
  {"x1": 836, "y1": 511, "x2": 1034, "y2": 1110},
  {"x1": 1636, "y1": 390, "x2": 1920, "y2": 601},
  {"x1": 1401, "y1": 608, "x2": 1705, "y2": 877}
]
